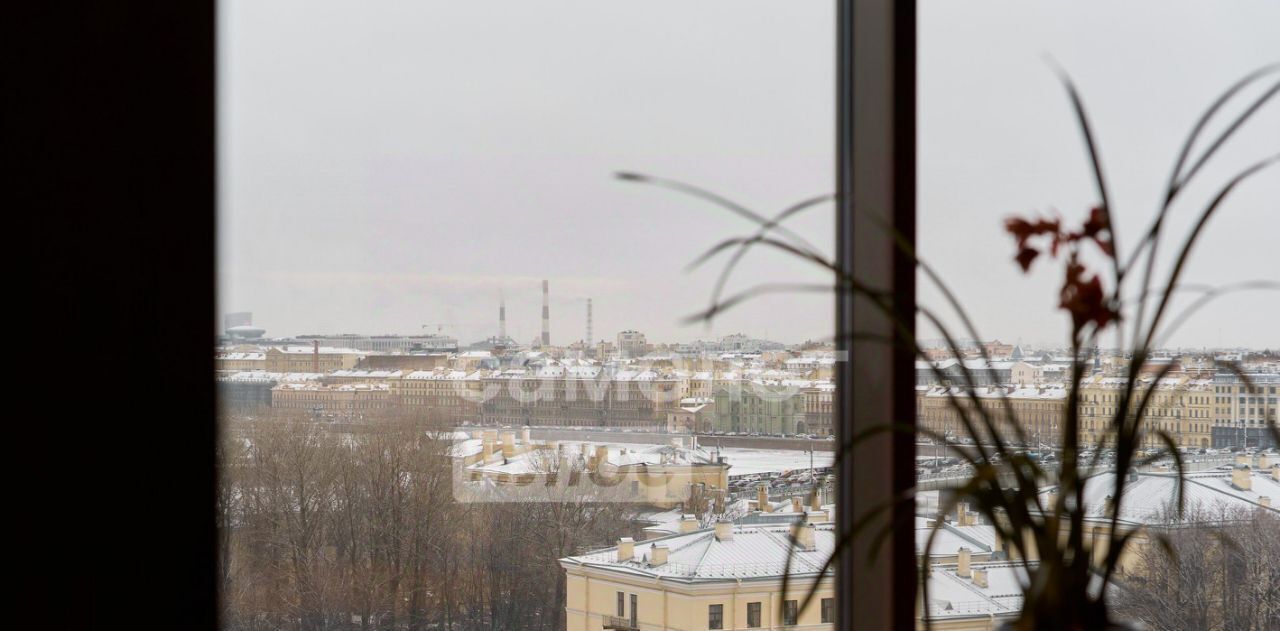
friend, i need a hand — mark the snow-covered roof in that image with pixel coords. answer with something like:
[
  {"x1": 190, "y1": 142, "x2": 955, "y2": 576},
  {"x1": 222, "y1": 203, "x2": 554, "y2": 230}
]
[
  {"x1": 563, "y1": 523, "x2": 836, "y2": 582},
  {"x1": 1039, "y1": 470, "x2": 1280, "y2": 526},
  {"x1": 923, "y1": 561, "x2": 1029, "y2": 622},
  {"x1": 404, "y1": 369, "x2": 475, "y2": 380},
  {"x1": 270, "y1": 346, "x2": 365, "y2": 355},
  {"x1": 216, "y1": 352, "x2": 265, "y2": 361},
  {"x1": 218, "y1": 371, "x2": 322, "y2": 383},
  {"x1": 921, "y1": 385, "x2": 1069, "y2": 400},
  {"x1": 329, "y1": 369, "x2": 403, "y2": 379},
  {"x1": 915, "y1": 516, "x2": 999, "y2": 557},
  {"x1": 273, "y1": 382, "x2": 390, "y2": 392}
]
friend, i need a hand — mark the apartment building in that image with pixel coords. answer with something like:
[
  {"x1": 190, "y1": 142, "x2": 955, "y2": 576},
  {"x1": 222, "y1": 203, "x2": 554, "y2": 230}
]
[
  {"x1": 712, "y1": 381, "x2": 807, "y2": 436},
  {"x1": 1210, "y1": 372, "x2": 1280, "y2": 448},
  {"x1": 215, "y1": 349, "x2": 265, "y2": 371},
  {"x1": 264, "y1": 346, "x2": 364, "y2": 373},
  {"x1": 480, "y1": 368, "x2": 681, "y2": 429},
  {"x1": 270, "y1": 382, "x2": 393, "y2": 414},
  {"x1": 802, "y1": 382, "x2": 835, "y2": 437},
  {"x1": 917, "y1": 376, "x2": 1214, "y2": 449},
  {"x1": 217, "y1": 371, "x2": 321, "y2": 414},
  {"x1": 1077, "y1": 376, "x2": 1214, "y2": 449},
  {"x1": 561, "y1": 521, "x2": 835, "y2": 631},
  {"x1": 917, "y1": 385, "x2": 1068, "y2": 447},
  {"x1": 391, "y1": 369, "x2": 483, "y2": 424},
  {"x1": 617, "y1": 330, "x2": 649, "y2": 359}
]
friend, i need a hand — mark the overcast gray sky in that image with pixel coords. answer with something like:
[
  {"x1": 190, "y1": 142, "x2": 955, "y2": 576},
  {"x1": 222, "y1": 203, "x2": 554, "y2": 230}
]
[{"x1": 219, "y1": 0, "x2": 1279, "y2": 349}]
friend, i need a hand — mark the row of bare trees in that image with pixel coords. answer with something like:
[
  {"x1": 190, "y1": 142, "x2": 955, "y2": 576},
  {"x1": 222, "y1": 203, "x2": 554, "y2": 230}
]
[
  {"x1": 218, "y1": 408, "x2": 639, "y2": 630},
  {"x1": 1112, "y1": 505, "x2": 1280, "y2": 631}
]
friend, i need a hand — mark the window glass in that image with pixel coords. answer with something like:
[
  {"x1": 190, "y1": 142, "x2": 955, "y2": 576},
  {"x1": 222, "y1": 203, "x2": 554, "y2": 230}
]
[
  {"x1": 219, "y1": 2, "x2": 835, "y2": 630},
  {"x1": 919, "y1": 1, "x2": 1278, "y2": 629}
]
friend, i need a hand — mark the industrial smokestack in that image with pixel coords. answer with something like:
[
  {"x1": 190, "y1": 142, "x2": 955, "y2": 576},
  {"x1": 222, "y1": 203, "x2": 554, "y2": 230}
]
[
  {"x1": 586, "y1": 298, "x2": 593, "y2": 354},
  {"x1": 541, "y1": 280, "x2": 550, "y2": 347},
  {"x1": 499, "y1": 292, "x2": 507, "y2": 340},
  {"x1": 312, "y1": 339, "x2": 320, "y2": 374}
]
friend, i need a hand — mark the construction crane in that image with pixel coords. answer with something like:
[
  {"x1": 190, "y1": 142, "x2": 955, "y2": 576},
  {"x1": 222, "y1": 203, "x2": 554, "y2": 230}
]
[{"x1": 421, "y1": 323, "x2": 448, "y2": 334}]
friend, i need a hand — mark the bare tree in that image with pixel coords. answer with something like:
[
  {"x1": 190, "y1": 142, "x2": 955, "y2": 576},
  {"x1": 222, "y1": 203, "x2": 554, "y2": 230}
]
[
  {"x1": 219, "y1": 406, "x2": 656, "y2": 631},
  {"x1": 1113, "y1": 505, "x2": 1280, "y2": 631}
]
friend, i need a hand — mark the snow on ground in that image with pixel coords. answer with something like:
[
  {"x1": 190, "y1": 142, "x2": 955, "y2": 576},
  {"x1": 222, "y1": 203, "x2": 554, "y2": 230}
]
[
  {"x1": 451, "y1": 435, "x2": 829, "y2": 477},
  {"x1": 716, "y1": 447, "x2": 833, "y2": 476}
]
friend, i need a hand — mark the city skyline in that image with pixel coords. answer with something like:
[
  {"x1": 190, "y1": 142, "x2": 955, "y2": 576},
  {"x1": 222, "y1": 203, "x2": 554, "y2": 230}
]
[{"x1": 219, "y1": 0, "x2": 1279, "y2": 356}]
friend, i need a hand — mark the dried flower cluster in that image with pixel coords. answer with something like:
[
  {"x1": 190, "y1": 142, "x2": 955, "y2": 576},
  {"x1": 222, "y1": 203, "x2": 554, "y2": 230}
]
[{"x1": 1006, "y1": 206, "x2": 1119, "y2": 335}]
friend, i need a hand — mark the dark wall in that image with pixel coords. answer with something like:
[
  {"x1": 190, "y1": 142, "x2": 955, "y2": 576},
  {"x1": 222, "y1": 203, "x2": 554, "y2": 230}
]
[{"x1": 16, "y1": 2, "x2": 216, "y2": 628}]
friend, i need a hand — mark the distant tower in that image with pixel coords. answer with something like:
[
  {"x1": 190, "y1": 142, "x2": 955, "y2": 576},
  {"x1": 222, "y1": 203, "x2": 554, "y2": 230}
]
[
  {"x1": 541, "y1": 280, "x2": 551, "y2": 347},
  {"x1": 499, "y1": 293, "x2": 507, "y2": 341},
  {"x1": 586, "y1": 298, "x2": 593, "y2": 352}
]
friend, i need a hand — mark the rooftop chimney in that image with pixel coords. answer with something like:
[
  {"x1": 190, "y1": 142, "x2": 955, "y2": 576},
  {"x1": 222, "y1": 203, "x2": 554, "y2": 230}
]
[
  {"x1": 1232, "y1": 465, "x2": 1252, "y2": 492},
  {"x1": 809, "y1": 491, "x2": 822, "y2": 511},
  {"x1": 679, "y1": 515, "x2": 700, "y2": 533},
  {"x1": 757, "y1": 484, "x2": 770, "y2": 512},
  {"x1": 957, "y1": 547, "x2": 972, "y2": 578},
  {"x1": 649, "y1": 543, "x2": 669, "y2": 567},
  {"x1": 501, "y1": 432, "x2": 516, "y2": 458},
  {"x1": 1236, "y1": 453, "x2": 1252, "y2": 467},
  {"x1": 616, "y1": 537, "x2": 635, "y2": 562},
  {"x1": 1259, "y1": 496, "x2": 1271, "y2": 509},
  {"x1": 541, "y1": 280, "x2": 550, "y2": 347},
  {"x1": 972, "y1": 567, "x2": 989, "y2": 588},
  {"x1": 521, "y1": 426, "x2": 531, "y2": 446},
  {"x1": 1272, "y1": 464, "x2": 1279, "y2": 482},
  {"x1": 791, "y1": 522, "x2": 815, "y2": 551},
  {"x1": 791, "y1": 496, "x2": 803, "y2": 513},
  {"x1": 714, "y1": 520, "x2": 733, "y2": 541}
]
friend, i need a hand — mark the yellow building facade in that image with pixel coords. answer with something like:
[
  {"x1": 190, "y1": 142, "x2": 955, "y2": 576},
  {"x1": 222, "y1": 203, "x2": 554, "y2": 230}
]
[{"x1": 562, "y1": 522, "x2": 835, "y2": 631}]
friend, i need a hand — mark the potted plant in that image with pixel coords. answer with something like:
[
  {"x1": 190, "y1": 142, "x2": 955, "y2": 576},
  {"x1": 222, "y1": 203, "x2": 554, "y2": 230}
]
[{"x1": 619, "y1": 64, "x2": 1279, "y2": 630}]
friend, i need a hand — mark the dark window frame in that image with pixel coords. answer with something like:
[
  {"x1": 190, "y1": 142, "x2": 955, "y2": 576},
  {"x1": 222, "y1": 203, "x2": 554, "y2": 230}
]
[{"x1": 835, "y1": 0, "x2": 917, "y2": 629}]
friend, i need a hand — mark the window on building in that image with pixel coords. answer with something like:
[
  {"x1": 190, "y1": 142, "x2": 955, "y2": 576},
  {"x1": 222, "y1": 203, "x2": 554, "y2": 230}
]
[
  {"x1": 617, "y1": 591, "x2": 624, "y2": 618},
  {"x1": 822, "y1": 597, "x2": 834, "y2": 623},
  {"x1": 708, "y1": 603, "x2": 724, "y2": 630},
  {"x1": 783, "y1": 599, "x2": 799, "y2": 626},
  {"x1": 747, "y1": 601, "x2": 762, "y2": 628}
]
